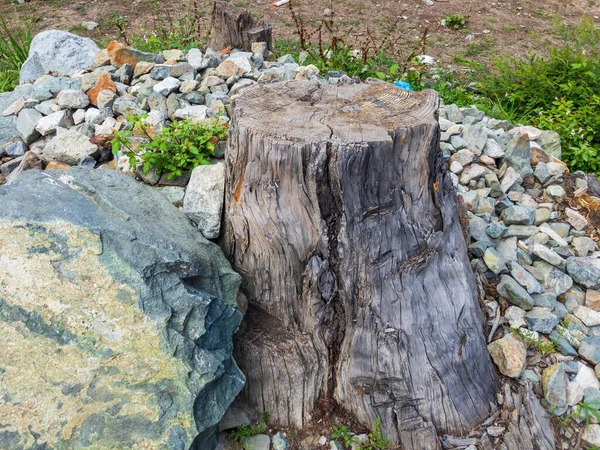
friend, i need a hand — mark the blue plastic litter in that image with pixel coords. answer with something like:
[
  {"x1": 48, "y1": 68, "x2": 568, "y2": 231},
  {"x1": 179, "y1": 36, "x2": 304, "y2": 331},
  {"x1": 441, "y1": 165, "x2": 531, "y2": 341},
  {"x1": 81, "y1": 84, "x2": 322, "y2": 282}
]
[{"x1": 393, "y1": 80, "x2": 414, "y2": 92}]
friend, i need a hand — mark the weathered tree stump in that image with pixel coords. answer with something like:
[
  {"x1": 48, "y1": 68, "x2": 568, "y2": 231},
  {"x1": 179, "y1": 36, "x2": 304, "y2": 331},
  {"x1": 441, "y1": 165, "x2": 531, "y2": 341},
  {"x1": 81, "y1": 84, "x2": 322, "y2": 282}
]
[
  {"x1": 222, "y1": 80, "x2": 498, "y2": 449},
  {"x1": 208, "y1": 0, "x2": 273, "y2": 52}
]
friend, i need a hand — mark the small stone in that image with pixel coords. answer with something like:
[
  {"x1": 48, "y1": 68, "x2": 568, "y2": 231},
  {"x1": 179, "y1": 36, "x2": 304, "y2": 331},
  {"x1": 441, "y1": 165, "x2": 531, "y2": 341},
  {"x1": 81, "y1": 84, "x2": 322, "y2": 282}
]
[
  {"x1": 450, "y1": 135, "x2": 468, "y2": 150},
  {"x1": 318, "y1": 436, "x2": 328, "y2": 446},
  {"x1": 534, "y1": 162, "x2": 551, "y2": 184},
  {"x1": 544, "y1": 185, "x2": 566, "y2": 202},
  {"x1": 42, "y1": 129, "x2": 99, "y2": 165},
  {"x1": 450, "y1": 149, "x2": 475, "y2": 166},
  {"x1": 497, "y1": 275, "x2": 534, "y2": 310},
  {"x1": 505, "y1": 306, "x2": 527, "y2": 328},
  {"x1": 534, "y1": 207, "x2": 552, "y2": 225},
  {"x1": 35, "y1": 110, "x2": 73, "y2": 136},
  {"x1": 3, "y1": 97, "x2": 26, "y2": 117},
  {"x1": 583, "y1": 424, "x2": 600, "y2": 447},
  {"x1": 504, "y1": 225, "x2": 539, "y2": 239},
  {"x1": 2, "y1": 140, "x2": 27, "y2": 157},
  {"x1": 501, "y1": 205, "x2": 534, "y2": 225},
  {"x1": 242, "y1": 434, "x2": 271, "y2": 450},
  {"x1": 573, "y1": 237, "x2": 597, "y2": 257},
  {"x1": 179, "y1": 79, "x2": 199, "y2": 94},
  {"x1": 487, "y1": 221, "x2": 507, "y2": 239},
  {"x1": 580, "y1": 336, "x2": 600, "y2": 365},
  {"x1": 487, "y1": 426, "x2": 505, "y2": 437},
  {"x1": 567, "y1": 257, "x2": 600, "y2": 289},
  {"x1": 450, "y1": 160, "x2": 463, "y2": 174},
  {"x1": 574, "y1": 306, "x2": 600, "y2": 327},
  {"x1": 183, "y1": 163, "x2": 225, "y2": 239},
  {"x1": 526, "y1": 261, "x2": 573, "y2": 296},
  {"x1": 57, "y1": 89, "x2": 90, "y2": 109},
  {"x1": 459, "y1": 164, "x2": 487, "y2": 185},
  {"x1": 272, "y1": 432, "x2": 289, "y2": 450},
  {"x1": 113, "y1": 97, "x2": 143, "y2": 117},
  {"x1": 574, "y1": 362, "x2": 600, "y2": 391},
  {"x1": 483, "y1": 138, "x2": 504, "y2": 158},
  {"x1": 565, "y1": 208, "x2": 588, "y2": 231},
  {"x1": 16, "y1": 108, "x2": 42, "y2": 144},
  {"x1": 530, "y1": 243, "x2": 565, "y2": 268},
  {"x1": 501, "y1": 166, "x2": 521, "y2": 193},
  {"x1": 567, "y1": 382, "x2": 585, "y2": 406},
  {"x1": 539, "y1": 223, "x2": 569, "y2": 247},
  {"x1": 172, "y1": 105, "x2": 208, "y2": 121},
  {"x1": 153, "y1": 77, "x2": 181, "y2": 96},
  {"x1": 484, "y1": 247, "x2": 507, "y2": 274},
  {"x1": 541, "y1": 363, "x2": 568, "y2": 414},
  {"x1": 510, "y1": 262, "x2": 544, "y2": 294},
  {"x1": 487, "y1": 332, "x2": 527, "y2": 378},
  {"x1": 504, "y1": 133, "x2": 533, "y2": 178},
  {"x1": 86, "y1": 72, "x2": 117, "y2": 106},
  {"x1": 525, "y1": 307, "x2": 559, "y2": 334}
]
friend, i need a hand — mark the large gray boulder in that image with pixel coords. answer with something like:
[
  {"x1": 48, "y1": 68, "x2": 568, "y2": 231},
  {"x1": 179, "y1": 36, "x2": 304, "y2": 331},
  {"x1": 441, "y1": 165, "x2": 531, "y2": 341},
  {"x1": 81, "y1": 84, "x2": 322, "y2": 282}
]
[
  {"x1": 0, "y1": 168, "x2": 244, "y2": 449},
  {"x1": 20, "y1": 30, "x2": 99, "y2": 84}
]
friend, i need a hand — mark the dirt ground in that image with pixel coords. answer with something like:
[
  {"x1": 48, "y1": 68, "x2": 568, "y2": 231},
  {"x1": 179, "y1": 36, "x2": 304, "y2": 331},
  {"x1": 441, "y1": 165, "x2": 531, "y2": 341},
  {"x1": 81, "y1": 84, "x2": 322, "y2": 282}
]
[{"x1": 2, "y1": 0, "x2": 599, "y2": 68}]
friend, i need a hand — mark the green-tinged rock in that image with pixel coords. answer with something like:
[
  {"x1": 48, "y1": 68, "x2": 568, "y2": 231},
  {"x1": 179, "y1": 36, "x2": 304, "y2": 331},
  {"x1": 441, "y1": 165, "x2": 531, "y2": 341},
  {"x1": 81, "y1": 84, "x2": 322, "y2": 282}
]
[
  {"x1": 504, "y1": 133, "x2": 532, "y2": 178},
  {"x1": 497, "y1": 275, "x2": 534, "y2": 310},
  {"x1": 0, "y1": 168, "x2": 243, "y2": 449},
  {"x1": 526, "y1": 260, "x2": 573, "y2": 296},
  {"x1": 579, "y1": 336, "x2": 600, "y2": 365},
  {"x1": 525, "y1": 307, "x2": 559, "y2": 334},
  {"x1": 541, "y1": 363, "x2": 568, "y2": 415},
  {"x1": 567, "y1": 257, "x2": 600, "y2": 289}
]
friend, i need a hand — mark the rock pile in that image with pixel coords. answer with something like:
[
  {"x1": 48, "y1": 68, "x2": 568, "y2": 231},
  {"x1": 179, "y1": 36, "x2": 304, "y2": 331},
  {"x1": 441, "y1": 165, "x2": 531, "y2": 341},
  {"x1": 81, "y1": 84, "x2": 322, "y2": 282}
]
[{"x1": 440, "y1": 104, "x2": 600, "y2": 448}]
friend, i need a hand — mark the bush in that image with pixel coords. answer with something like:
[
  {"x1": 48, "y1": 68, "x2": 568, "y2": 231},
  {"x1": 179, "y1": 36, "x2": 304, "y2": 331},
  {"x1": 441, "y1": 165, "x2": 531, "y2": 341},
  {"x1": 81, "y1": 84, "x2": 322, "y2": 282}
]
[
  {"x1": 111, "y1": 117, "x2": 228, "y2": 180},
  {"x1": 0, "y1": 17, "x2": 32, "y2": 93},
  {"x1": 443, "y1": 13, "x2": 469, "y2": 30}
]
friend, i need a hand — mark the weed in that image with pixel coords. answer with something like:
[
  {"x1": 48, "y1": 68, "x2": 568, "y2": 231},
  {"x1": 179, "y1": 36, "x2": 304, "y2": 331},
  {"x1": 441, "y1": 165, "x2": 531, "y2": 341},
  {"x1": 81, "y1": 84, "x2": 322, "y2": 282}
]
[
  {"x1": 0, "y1": 17, "x2": 31, "y2": 93},
  {"x1": 230, "y1": 412, "x2": 271, "y2": 442},
  {"x1": 75, "y1": 4, "x2": 85, "y2": 15},
  {"x1": 510, "y1": 328, "x2": 556, "y2": 354},
  {"x1": 111, "y1": 116, "x2": 227, "y2": 180},
  {"x1": 443, "y1": 13, "x2": 470, "y2": 30},
  {"x1": 360, "y1": 418, "x2": 392, "y2": 450},
  {"x1": 280, "y1": 2, "x2": 428, "y2": 82},
  {"x1": 331, "y1": 425, "x2": 354, "y2": 448}
]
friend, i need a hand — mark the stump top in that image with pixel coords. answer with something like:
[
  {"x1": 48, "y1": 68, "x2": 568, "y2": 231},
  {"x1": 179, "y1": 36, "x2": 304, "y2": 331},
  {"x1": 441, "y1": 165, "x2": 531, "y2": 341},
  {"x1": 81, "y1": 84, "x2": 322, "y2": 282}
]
[{"x1": 232, "y1": 80, "x2": 440, "y2": 143}]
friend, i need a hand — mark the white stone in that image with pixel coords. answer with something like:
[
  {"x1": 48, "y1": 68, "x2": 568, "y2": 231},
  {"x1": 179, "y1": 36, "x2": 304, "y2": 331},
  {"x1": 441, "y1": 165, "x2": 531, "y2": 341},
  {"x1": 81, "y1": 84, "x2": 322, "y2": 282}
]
[
  {"x1": 153, "y1": 77, "x2": 181, "y2": 96},
  {"x1": 173, "y1": 105, "x2": 208, "y2": 121},
  {"x1": 582, "y1": 424, "x2": 600, "y2": 447},
  {"x1": 2, "y1": 97, "x2": 25, "y2": 117},
  {"x1": 538, "y1": 223, "x2": 569, "y2": 247},
  {"x1": 573, "y1": 362, "x2": 600, "y2": 391},
  {"x1": 501, "y1": 166, "x2": 520, "y2": 192},
  {"x1": 187, "y1": 48, "x2": 204, "y2": 70},
  {"x1": 42, "y1": 129, "x2": 98, "y2": 165},
  {"x1": 574, "y1": 305, "x2": 600, "y2": 327},
  {"x1": 183, "y1": 163, "x2": 226, "y2": 239},
  {"x1": 72, "y1": 108, "x2": 86, "y2": 125},
  {"x1": 483, "y1": 138, "x2": 505, "y2": 158},
  {"x1": 505, "y1": 306, "x2": 527, "y2": 328},
  {"x1": 450, "y1": 160, "x2": 463, "y2": 174},
  {"x1": 567, "y1": 381, "x2": 585, "y2": 406},
  {"x1": 565, "y1": 208, "x2": 588, "y2": 231},
  {"x1": 35, "y1": 110, "x2": 73, "y2": 136},
  {"x1": 459, "y1": 164, "x2": 487, "y2": 185}
]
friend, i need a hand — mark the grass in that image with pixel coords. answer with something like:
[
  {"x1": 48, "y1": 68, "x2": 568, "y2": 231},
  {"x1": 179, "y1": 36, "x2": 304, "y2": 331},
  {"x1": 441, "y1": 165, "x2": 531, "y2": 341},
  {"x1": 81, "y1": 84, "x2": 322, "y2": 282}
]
[{"x1": 0, "y1": 17, "x2": 31, "y2": 92}]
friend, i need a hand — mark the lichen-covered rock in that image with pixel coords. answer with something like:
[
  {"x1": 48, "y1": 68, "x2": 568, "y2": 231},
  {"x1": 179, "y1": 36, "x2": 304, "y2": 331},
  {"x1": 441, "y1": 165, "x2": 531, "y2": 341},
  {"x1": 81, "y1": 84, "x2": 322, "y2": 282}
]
[
  {"x1": 487, "y1": 332, "x2": 527, "y2": 378},
  {"x1": 0, "y1": 168, "x2": 243, "y2": 449}
]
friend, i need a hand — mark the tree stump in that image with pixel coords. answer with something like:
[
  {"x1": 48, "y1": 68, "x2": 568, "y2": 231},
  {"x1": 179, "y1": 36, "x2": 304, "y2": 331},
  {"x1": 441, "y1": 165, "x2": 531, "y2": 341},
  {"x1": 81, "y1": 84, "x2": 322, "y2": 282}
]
[
  {"x1": 222, "y1": 80, "x2": 498, "y2": 449},
  {"x1": 208, "y1": 0, "x2": 273, "y2": 52}
]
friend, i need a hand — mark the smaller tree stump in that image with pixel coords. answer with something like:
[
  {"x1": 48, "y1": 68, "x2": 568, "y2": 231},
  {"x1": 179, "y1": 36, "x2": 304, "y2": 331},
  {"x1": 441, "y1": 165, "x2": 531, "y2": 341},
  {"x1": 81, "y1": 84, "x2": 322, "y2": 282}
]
[{"x1": 208, "y1": 0, "x2": 273, "y2": 52}]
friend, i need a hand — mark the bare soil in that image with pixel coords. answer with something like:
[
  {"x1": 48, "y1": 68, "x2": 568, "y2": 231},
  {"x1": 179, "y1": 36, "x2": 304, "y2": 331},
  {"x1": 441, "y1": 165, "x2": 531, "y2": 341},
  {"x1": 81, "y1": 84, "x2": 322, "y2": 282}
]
[{"x1": 2, "y1": 0, "x2": 599, "y2": 68}]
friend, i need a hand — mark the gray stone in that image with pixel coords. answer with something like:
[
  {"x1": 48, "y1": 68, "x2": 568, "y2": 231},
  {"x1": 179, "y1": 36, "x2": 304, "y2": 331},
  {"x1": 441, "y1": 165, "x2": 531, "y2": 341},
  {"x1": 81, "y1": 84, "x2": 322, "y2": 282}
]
[
  {"x1": 487, "y1": 221, "x2": 507, "y2": 239},
  {"x1": 155, "y1": 186, "x2": 185, "y2": 208},
  {"x1": 574, "y1": 306, "x2": 600, "y2": 327},
  {"x1": 450, "y1": 149, "x2": 475, "y2": 166},
  {"x1": 187, "y1": 48, "x2": 204, "y2": 70},
  {"x1": 16, "y1": 108, "x2": 42, "y2": 144},
  {"x1": 56, "y1": 89, "x2": 90, "y2": 109},
  {"x1": 504, "y1": 133, "x2": 532, "y2": 178},
  {"x1": 573, "y1": 237, "x2": 597, "y2": 257},
  {"x1": 230, "y1": 78, "x2": 256, "y2": 96},
  {"x1": 500, "y1": 167, "x2": 521, "y2": 193},
  {"x1": 534, "y1": 162, "x2": 551, "y2": 184},
  {"x1": 497, "y1": 275, "x2": 534, "y2": 310},
  {"x1": 462, "y1": 124, "x2": 488, "y2": 156},
  {"x1": 565, "y1": 208, "x2": 588, "y2": 231},
  {"x1": 173, "y1": 105, "x2": 208, "y2": 121},
  {"x1": 550, "y1": 330, "x2": 578, "y2": 356},
  {"x1": 272, "y1": 432, "x2": 289, "y2": 450},
  {"x1": 510, "y1": 261, "x2": 544, "y2": 294},
  {"x1": 497, "y1": 237, "x2": 518, "y2": 263},
  {"x1": 218, "y1": 406, "x2": 250, "y2": 431},
  {"x1": 504, "y1": 225, "x2": 539, "y2": 239},
  {"x1": 484, "y1": 247, "x2": 507, "y2": 274},
  {"x1": 153, "y1": 77, "x2": 181, "y2": 96},
  {"x1": 483, "y1": 138, "x2": 505, "y2": 158},
  {"x1": 459, "y1": 164, "x2": 487, "y2": 185},
  {"x1": 3, "y1": 140, "x2": 27, "y2": 157},
  {"x1": 525, "y1": 307, "x2": 559, "y2": 334},
  {"x1": 530, "y1": 243, "x2": 565, "y2": 268},
  {"x1": 183, "y1": 163, "x2": 225, "y2": 239},
  {"x1": 535, "y1": 207, "x2": 551, "y2": 225},
  {"x1": 96, "y1": 90, "x2": 117, "y2": 110},
  {"x1": 20, "y1": 30, "x2": 99, "y2": 83},
  {"x1": 242, "y1": 434, "x2": 271, "y2": 450},
  {"x1": 544, "y1": 185, "x2": 565, "y2": 202},
  {"x1": 505, "y1": 306, "x2": 527, "y2": 328},
  {"x1": 538, "y1": 130, "x2": 562, "y2": 159},
  {"x1": 579, "y1": 336, "x2": 600, "y2": 365},
  {"x1": 35, "y1": 110, "x2": 73, "y2": 136},
  {"x1": 0, "y1": 168, "x2": 243, "y2": 449},
  {"x1": 442, "y1": 104, "x2": 463, "y2": 123},
  {"x1": 526, "y1": 261, "x2": 573, "y2": 295},
  {"x1": 450, "y1": 135, "x2": 467, "y2": 150},
  {"x1": 113, "y1": 97, "x2": 144, "y2": 117},
  {"x1": 532, "y1": 292, "x2": 557, "y2": 308},
  {"x1": 501, "y1": 205, "x2": 534, "y2": 225},
  {"x1": 541, "y1": 363, "x2": 568, "y2": 415},
  {"x1": 114, "y1": 63, "x2": 134, "y2": 84},
  {"x1": 42, "y1": 129, "x2": 99, "y2": 165},
  {"x1": 567, "y1": 257, "x2": 600, "y2": 289}
]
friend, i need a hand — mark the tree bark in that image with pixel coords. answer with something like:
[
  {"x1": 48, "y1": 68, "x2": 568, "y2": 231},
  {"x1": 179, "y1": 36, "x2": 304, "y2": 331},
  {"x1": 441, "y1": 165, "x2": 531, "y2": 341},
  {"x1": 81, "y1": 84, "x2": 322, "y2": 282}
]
[
  {"x1": 222, "y1": 80, "x2": 498, "y2": 449},
  {"x1": 208, "y1": 0, "x2": 273, "y2": 52}
]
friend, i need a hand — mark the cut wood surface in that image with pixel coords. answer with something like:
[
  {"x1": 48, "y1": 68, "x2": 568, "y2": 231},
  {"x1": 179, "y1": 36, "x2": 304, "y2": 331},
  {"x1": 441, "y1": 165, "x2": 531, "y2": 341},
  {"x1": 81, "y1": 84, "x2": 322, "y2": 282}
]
[
  {"x1": 208, "y1": 0, "x2": 273, "y2": 52},
  {"x1": 222, "y1": 80, "x2": 498, "y2": 449}
]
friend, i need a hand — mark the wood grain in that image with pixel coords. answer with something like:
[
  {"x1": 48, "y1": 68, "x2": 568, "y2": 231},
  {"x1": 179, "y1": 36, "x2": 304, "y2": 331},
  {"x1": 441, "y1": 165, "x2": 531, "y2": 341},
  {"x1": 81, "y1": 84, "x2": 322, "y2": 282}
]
[{"x1": 222, "y1": 80, "x2": 498, "y2": 449}]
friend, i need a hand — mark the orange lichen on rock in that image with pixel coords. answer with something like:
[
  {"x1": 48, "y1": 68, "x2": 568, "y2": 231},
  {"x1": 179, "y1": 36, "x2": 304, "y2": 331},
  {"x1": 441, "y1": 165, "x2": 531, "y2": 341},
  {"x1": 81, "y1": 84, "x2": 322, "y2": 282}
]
[{"x1": 86, "y1": 73, "x2": 117, "y2": 106}]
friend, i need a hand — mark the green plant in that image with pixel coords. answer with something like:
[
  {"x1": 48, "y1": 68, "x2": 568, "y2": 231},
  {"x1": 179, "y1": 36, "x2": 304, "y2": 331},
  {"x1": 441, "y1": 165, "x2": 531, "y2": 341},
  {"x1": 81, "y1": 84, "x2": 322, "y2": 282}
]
[
  {"x1": 443, "y1": 13, "x2": 470, "y2": 30},
  {"x1": 509, "y1": 328, "x2": 556, "y2": 354},
  {"x1": 111, "y1": 116, "x2": 228, "y2": 180},
  {"x1": 281, "y1": 2, "x2": 429, "y2": 82},
  {"x1": 332, "y1": 424, "x2": 354, "y2": 448},
  {"x1": 360, "y1": 418, "x2": 391, "y2": 450},
  {"x1": 0, "y1": 17, "x2": 32, "y2": 93},
  {"x1": 230, "y1": 411, "x2": 270, "y2": 442}
]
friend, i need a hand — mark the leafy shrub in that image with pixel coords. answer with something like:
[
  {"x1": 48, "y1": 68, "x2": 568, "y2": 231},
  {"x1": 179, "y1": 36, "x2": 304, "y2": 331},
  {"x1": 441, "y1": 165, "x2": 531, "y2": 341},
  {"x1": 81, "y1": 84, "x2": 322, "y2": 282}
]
[
  {"x1": 443, "y1": 13, "x2": 469, "y2": 30},
  {"x1": 0, "y1": 17, "x2": 32, "y2": 93},
  {"x1": 331, "y1": 424, "x2": 354, "y2": 448},
  {"x1": 111, "y1": 116, "x2": 228, "y2": 180},
  {"x1": 360, "y1": 417, "x2": 391, "y2": 450},
  {"x1": 471, "y1": 16, "x2": 600, "y2": 175},
  {"x1": 230, "y1": 412, "x2": 270, "y2": 442}
]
